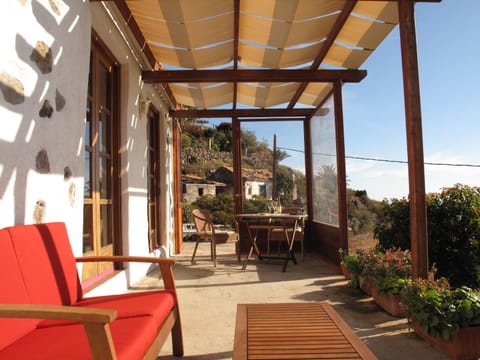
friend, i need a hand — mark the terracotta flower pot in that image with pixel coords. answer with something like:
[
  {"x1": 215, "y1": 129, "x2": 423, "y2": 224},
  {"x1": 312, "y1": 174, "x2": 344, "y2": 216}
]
[
  {"x1": 371, "y1": 287, "x2": 406, "y2": 318},
  {"x1": 358, "y1": 275, "x2": 374, "y2": 295},
  {"x1": 413, "y1": 323, "x2": 480, "y2": 360}
]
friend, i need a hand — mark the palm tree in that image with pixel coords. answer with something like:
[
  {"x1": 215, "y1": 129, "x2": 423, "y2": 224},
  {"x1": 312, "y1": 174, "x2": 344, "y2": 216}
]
[{"x1": 273, "y1": 149, "x2": 290, "y2": 163}]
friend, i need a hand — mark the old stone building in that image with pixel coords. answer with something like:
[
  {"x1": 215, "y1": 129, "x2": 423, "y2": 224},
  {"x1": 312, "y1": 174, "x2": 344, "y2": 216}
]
[
  {"x1": 182, "y1": 174, "x2": 225, "y2": 203},
  {"x1": 209, "y1": 166, "x2": 273, "y2": 200}
]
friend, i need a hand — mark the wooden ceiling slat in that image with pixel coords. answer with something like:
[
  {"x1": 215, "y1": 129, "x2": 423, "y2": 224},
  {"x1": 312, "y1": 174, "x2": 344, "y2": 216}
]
[
  {"x1": 109, "y1": 0, "x2": 178, "y2": 107},
  {"x1": 287, "y1": 1, "x2": 357, "y2": 109}
]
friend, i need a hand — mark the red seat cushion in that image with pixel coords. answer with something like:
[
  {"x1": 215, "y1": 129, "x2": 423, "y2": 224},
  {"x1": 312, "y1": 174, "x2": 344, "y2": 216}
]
[
  {"x1": 0, "y1": 316, "x2": 158, "y2": 360},
  {"x1": 6, "y1": 223, "x2": 83, "y2": 306},
  {"x1": 37, "y1": 290, "x2": 176, "y2": 329},
  {"x1": 76, "y1": 290, "x2": 176, "y2": 327},
  {"x1": 0, "y1": 229, "x2": 38, "y2": 351}
]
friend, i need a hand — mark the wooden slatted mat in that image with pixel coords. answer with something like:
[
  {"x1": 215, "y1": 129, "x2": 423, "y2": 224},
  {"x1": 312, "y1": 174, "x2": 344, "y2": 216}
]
[{"x1": 233, "y1": 302, "x2": 377, "y2": 360}]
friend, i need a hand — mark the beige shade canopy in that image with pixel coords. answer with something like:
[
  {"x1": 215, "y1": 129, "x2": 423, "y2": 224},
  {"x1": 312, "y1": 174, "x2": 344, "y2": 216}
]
[{"x1": 125, "y1": 0, "x2": 399, "y2": 111}]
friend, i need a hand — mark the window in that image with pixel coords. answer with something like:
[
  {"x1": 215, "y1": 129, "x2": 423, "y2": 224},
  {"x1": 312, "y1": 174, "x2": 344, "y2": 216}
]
[
  {"x1": 198, "y1": 187, "x2": 204, "y2": 197},
  {"x1": 147, "y1": 107, "x2": 161, "y2": 251},
  {"x1": 259, "y1": 184, "x2": 267, "y2": 198}
]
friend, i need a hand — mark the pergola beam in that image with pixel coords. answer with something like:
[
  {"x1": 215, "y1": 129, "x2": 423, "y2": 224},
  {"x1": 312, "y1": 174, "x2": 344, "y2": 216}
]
[
  {"x1": 142, "y1": 69, "x2": 367, "y2": 84},
  {"x1": 399, "y1": 0, "x2": 429, "y2": 279},
  {"x1": 288, "y1": 1, "x2": 357, "y2": 109},
  {"x1": 169, "y1": 108, "x2": 314, "y2": 119}
]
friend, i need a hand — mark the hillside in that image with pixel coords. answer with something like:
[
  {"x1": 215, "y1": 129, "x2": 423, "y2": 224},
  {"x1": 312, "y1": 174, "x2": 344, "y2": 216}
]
[
  {"x1": 180, "y1": 120, "x2": 380, "y2": 236},
  {"x1": 181, "y1": 122, "x2": 274, "y2": 177}
]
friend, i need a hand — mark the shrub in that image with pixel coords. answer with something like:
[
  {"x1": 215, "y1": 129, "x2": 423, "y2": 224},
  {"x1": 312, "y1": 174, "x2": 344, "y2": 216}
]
[
  {"x1": 243, "y1": 195, "x2": 269, "y2": 214},
  {"x1": 374, "y1": 184, "x2": 480, "y2": 288},
  {"x1": 193, "y1": 194, "x2": 236, "y2": 228},
  {"x1": 374, "y1": 198, "x2": 411, "y2": 250},
  {"x1": 428, "y1": 185, "x2": 480, "y2": 288},
  {"x1": 401, "y1": 277, "x2": 480, "y2": 341}
]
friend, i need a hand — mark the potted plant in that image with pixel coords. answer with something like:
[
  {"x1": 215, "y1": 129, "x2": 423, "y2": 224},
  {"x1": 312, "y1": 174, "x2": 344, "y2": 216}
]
[
  {"x1": 338, "y1": 249, "x2": 363, "y2": 287},
  {"x1": 371, "y1": 249, "x2": 411, "y2": 317},
  {"x1": 357, "y1": 249, "x2": 383, "y2": 295},
  {"x1": 401, "y1": 276, "x2": 480, "y2": 359}
]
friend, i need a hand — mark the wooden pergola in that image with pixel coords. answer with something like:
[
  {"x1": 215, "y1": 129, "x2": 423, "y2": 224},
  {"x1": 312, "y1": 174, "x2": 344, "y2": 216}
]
[{"x1": 98, "y1": 0, "x2": 442, "y2": 278}]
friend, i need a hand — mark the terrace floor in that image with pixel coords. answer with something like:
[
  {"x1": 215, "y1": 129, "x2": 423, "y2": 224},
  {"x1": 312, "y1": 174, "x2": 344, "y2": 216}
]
[{"x1": 134, "y1": 241, "x2": 449, "y2": 360}]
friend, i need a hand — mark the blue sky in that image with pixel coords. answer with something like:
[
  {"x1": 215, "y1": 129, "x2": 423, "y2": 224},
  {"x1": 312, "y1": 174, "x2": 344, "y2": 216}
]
[
  {"x1": 211, "y1": 0, "x2": 480, "y2": 201},
  {"x1": 342, "y1": 0, "x2": 480, "y2": 200}
]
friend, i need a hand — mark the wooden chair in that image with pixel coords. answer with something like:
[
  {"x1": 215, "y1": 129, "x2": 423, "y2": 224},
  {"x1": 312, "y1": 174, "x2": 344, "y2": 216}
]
[
  {"x1": 267, "y1": 206, "x2": 305, "y2": 261},
  {"x1": 191, "y1": 209, "x2": 240, "y2": 266}
]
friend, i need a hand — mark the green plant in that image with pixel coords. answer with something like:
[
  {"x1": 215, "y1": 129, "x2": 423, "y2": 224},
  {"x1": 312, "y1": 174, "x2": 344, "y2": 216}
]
[
  {"x1": 349, "y1": 248, "x2": 411, "y2": 296},
  {"x1": 401, "y1": 277, "x2": 480, "y2": 341},
  {"x1": 357, "y1": 249, "x2": 383, "y2": 286},
  {"x1": 193, "y1": 194, "x2": 236, "y2": 228},
  {"x1": 374, "y1": 184, "x2": 480, "y2": 288},
  {"x1": 428, "y1": 185, "x2": 480, "y2": 288},
  {"x1": 339, "y1": 249, "x2": 363, "y2": 288},
  {"x1": 374, "y1": 197, "x2": 411, "y2": 251},
  {"x1": 375, "y1": 249, "x2": 412, "y2": 296},
  {"x1": 242, "y1": 195, "x2": 269, "y2": 214}
]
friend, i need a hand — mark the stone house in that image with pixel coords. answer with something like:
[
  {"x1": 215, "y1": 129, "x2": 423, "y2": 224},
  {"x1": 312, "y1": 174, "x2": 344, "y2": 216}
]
[
  {"x1": 182, "y1": 174, "x2": 225, "y2": 203},
  {"x1": 209, "y1": 166, "x2": 273, "y2": 200}
]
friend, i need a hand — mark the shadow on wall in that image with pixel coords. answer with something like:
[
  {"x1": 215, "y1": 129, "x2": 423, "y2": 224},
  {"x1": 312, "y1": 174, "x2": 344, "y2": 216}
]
[{"x1": 0, "y1": 1, "x2": 84, "y2": 225}]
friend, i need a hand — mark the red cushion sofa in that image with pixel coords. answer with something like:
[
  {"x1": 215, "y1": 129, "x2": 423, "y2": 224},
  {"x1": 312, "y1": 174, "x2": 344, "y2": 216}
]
[{"x1": 0, "y1": 222, "x2": 183, "y2": 359}]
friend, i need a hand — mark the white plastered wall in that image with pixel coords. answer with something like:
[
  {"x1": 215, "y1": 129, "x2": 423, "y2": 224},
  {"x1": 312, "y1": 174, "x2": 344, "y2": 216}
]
[
  {"x1": 0, "y1": 0, "x2": 175, "y2": 295},
  {"x1": 0, "y1": 0, "x2": 91, "y2": 256},
  {"x1": 244, "y1": 180, "x2": 273, "y2": 200}
]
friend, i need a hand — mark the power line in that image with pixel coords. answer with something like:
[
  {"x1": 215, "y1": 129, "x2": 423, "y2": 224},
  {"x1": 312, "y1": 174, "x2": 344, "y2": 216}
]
[{"x1": 277, "y1": 146, "x2": 480, "y2": 168}]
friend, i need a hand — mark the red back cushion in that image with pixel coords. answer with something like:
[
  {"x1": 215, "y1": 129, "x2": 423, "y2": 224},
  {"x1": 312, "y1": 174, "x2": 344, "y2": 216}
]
[
  {"x1": 0, "y1": 229, "x2": 38, "y2": 351},
  {"x1": 6, "y1": 223, "x2": 83, "y2": 306}
]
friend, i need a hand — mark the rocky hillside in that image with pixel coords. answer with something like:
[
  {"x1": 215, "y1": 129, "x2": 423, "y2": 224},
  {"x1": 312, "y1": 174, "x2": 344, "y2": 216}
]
[{"x1": 182, "y1": 146, "x2": 276, "y2": 177}]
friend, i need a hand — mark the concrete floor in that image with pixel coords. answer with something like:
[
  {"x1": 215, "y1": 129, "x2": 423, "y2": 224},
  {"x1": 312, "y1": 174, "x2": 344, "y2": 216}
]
[{"x1": 134, "y1": 241, "x2": 450, "y2": 360}]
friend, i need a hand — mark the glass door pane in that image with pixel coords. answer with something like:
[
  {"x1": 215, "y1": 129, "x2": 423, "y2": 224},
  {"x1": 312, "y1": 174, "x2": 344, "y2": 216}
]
[{"x1": 310, "y1": 95, "x2": 339, "y2": 226}]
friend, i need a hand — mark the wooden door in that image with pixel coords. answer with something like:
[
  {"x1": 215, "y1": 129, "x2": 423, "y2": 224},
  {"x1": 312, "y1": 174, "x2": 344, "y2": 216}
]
[{"x1": 82, "y1": 34, "x2": 120, "y2": 281}]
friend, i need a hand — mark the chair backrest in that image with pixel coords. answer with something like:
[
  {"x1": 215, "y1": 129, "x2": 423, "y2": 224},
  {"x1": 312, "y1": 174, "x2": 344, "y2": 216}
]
[
  {"x1": 191, "y1": 209, "x2": 214, "y2": 234},
  {"x1": 0, "y1": 222, "x2": 83, "y2": 351},
  {"x1": 281, "y1": 206, "x2": 306, "y2": 231},
  {"x1": 0, "y1": 229, "x2": 38, "y2": 351},
  {"x1": 6, "y1": 222, "x2": 83, "y2": 305},
  {"x1": 281, "y1": 206, "x2": 305, "y2": 215}
]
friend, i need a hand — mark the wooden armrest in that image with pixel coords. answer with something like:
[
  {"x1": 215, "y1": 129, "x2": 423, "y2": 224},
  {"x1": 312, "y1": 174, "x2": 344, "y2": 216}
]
[
  {"x1": 0, "y1": 304, "x2": 117, "y2": 360},
  {"x1": 0, "y1": 303, "x2": 116, "y2": 323},
  {"x1": 75, "y1": 256, "x2": 177, "y2": 290}
]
